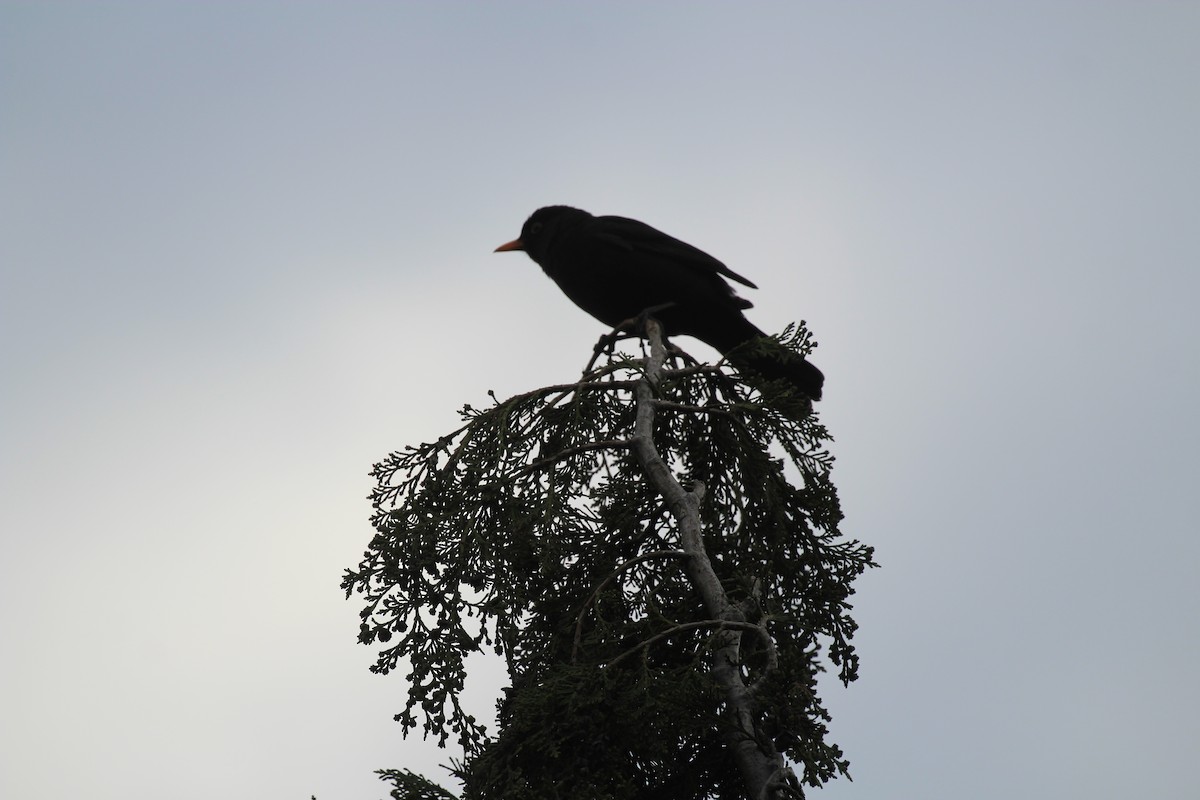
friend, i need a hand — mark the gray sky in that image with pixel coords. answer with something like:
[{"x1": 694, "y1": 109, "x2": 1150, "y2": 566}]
[{"x1": 3, "y1": 3, "x2": 1198, "y2": 798}]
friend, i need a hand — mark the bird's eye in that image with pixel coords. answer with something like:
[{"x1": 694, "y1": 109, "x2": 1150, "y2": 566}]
[{"x1": 529, "y1": 221, "x2": 543, "y2": 236}]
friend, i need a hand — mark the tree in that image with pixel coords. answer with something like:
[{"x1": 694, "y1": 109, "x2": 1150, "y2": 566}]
[{"x1": 342, "y1": 321, "x2": 874, "y2": 800}]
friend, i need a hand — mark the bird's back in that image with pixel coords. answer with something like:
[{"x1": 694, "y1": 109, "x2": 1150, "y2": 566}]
[{"x1": 535, "y1": 212, "x2": 754, "y2": 337}]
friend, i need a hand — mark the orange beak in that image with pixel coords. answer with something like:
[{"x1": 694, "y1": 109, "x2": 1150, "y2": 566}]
[{"x1": 494, "y1": 238, "x2": 524, "y2": 253}]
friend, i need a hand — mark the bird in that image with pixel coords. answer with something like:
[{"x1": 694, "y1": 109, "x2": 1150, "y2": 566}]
[{"x1": 494, "y1": 205, "x2": 824, "y2": 401}]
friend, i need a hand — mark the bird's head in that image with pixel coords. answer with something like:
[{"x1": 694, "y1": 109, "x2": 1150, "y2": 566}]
[{"x1": 494, "y1": 205, "x2": 592, "y2": 265}]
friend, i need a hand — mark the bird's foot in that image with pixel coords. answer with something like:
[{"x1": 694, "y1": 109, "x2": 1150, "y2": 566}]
[
  {"x1": 591, "y1": 329, "x2": 631, "y2": 358},
  {"x1": 585, "y1": 329, "x2": 636, "y2": 374},
  {"x1": 585, "y1": 304, "x2": 679, "y2": 374},
  {"x1": 623, "y1": 303, "x2": 676, "y2": 339}
]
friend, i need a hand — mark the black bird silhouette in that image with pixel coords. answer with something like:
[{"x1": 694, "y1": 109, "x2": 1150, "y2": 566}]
[{"x1": 495, "y1": 205, "x2": 824, "y2": 401}]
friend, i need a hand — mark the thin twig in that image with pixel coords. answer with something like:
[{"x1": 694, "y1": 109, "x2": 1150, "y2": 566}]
[
  {"x1": 571, "y1": 549, "x2": 688, "y2": 662},
  {"x1": 505, "y1": 438, "x2": 632, "y2": 482},
  {"x1": 650, "y1": 399, "x2": 739, "y2": 419},
  {"x1": 603, "y1": 619, "x2": 770, "y2": 668}
]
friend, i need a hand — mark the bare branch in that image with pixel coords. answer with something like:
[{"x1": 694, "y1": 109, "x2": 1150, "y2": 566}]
[{"x1": 627, "y1": 318, "x2": 798, "y2": 799}]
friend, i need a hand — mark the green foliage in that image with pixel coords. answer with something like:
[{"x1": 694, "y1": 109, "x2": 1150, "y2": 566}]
[
  {"x1": 376, "y1": 769, "x2": 460, "y2": 800},
  {"x1": 342, "y1": 326, "x2": 875, "y2": 799}
]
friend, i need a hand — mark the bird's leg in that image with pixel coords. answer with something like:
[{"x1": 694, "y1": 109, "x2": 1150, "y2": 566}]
[
  {"x1": 585, "y1": 329, "x2": 637, "y2": 375},
  {"x1": 626, "y1": 303, "x2": 682, "y2": 364},
  {"x1": 592, "y1": 328, "x2": 632, "y2": 355},
  {"x1": 667, "y1": 342, "x2": 699, "y2": 368},
  {"x1": 585, "y1": 303, "x2": 682, "y2": 375},
  {"x1": 626, "y1": 302, "x2": 677, "y2": 338}
]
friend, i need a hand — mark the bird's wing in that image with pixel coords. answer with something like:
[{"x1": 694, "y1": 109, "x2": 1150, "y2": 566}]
[{"x1": 594, "y1": 215, "x2": 760, "y2": 290}]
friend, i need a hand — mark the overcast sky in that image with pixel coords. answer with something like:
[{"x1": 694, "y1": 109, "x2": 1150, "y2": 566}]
[{"x1": 3, "y1": 3, "x2": 1198, "y2": 799}]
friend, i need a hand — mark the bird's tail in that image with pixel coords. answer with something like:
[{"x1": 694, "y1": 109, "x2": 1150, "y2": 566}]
[
  {"x1": 728, "y1": 344, "x2": 825, "y2": 401},
  {"x1": 701, "y1": 317, "x2": 825, "y2": 402}
]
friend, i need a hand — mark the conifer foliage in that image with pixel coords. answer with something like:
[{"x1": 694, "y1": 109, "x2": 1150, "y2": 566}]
[{"x1": 342, "y1": 323, "x2": 875, "y2": 800}]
